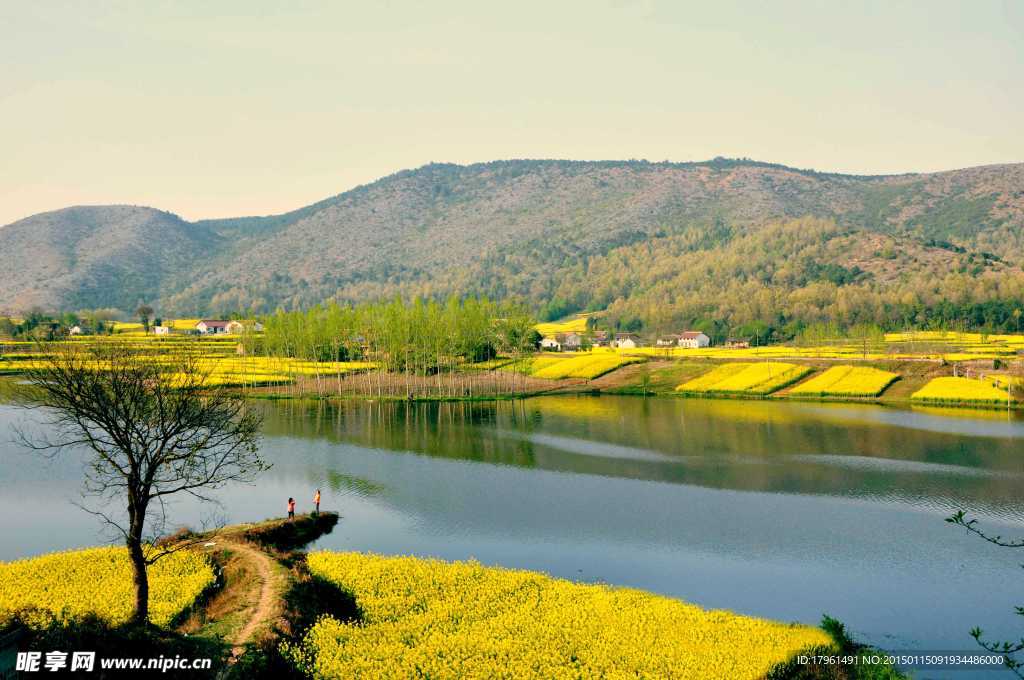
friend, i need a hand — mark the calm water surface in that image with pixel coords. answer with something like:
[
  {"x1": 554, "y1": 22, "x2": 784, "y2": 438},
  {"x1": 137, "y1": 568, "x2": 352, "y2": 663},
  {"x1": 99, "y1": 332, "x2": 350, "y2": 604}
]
[{"x1": 2, "y1": 383, "x2": 1022, "y2": 669}]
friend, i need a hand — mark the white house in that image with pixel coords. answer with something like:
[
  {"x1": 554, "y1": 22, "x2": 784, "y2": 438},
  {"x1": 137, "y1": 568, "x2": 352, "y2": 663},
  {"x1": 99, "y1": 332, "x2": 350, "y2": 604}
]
[
  {"x1": 195, "y1": 319, "x2": 231, "y2": 334},
  {"x1": 656, "y1": 334, "x2": 682, "y2": 347},
  {"x1": 613, "y1": 332, "x2": 643, "y2": 349},
  {"x1": 678, "y1": 331, "x2": 710, "y2": 349},
  {"x1": 561, "y1": 332, "x2": 583, "y2": 351},
  {"x1": 68, "y1": 325, "x2": 85, "y2": 336},
  {"x1": 153, "y1": 325, "x2": 171, "y2": 335},
  {"x1": 540, "y1": 336, "x2": 562, "y2": 351}
]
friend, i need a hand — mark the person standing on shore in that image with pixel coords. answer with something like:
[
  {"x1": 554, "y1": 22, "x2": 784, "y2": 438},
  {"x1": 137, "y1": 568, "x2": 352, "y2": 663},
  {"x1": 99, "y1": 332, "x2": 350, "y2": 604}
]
[
  {"x1": 287, "y1": 497, "x2": 295, "y2": 520},
  {"x1": 314, "y1": 488, "x2": 321, "y2": 515}
]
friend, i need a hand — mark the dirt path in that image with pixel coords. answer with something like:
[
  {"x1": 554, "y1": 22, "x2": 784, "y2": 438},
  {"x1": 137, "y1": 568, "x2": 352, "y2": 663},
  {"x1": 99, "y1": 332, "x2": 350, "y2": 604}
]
[
  {"x1": 189, "y1": 535, "x2": 289, "y2": 672},
  {"x1": 219, "y1": 539, "x2": 286, "y2": 660}
]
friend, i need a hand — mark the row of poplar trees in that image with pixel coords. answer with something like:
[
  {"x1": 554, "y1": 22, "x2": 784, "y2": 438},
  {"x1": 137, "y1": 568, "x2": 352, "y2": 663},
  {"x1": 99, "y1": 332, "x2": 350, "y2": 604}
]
[{"x1": 249, "y1": 297, "x2": 539, "y2": 375}]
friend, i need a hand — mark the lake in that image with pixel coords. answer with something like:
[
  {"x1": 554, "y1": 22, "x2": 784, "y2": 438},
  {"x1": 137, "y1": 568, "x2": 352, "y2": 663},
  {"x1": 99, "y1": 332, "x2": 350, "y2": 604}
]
[{"x1": 2, "y1": 385, "x2": 1022, "y2": 668}]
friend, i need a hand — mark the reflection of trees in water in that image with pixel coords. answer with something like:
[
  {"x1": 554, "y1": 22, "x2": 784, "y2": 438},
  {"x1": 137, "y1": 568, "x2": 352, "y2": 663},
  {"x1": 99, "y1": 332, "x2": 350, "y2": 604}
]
[{"x1": 256, "y1": 397, "x2": 1023, "y2": 519}]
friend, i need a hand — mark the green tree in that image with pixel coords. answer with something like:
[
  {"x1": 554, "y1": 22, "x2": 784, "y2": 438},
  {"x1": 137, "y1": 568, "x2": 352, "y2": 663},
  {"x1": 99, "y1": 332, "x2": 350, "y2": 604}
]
[
  {"x1": 848, "y1": 323, "x2": 885, "y2": 358},
  {"x1": 136, "y1": 304, "x2": 154, "y2": 332}
]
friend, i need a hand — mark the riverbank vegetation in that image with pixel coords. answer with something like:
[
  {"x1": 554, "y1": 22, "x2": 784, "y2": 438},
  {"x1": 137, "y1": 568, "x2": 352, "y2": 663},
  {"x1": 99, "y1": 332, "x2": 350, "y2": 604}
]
[{"x1": 2, "y1": 303, "x2": 1023, "y2": 408}]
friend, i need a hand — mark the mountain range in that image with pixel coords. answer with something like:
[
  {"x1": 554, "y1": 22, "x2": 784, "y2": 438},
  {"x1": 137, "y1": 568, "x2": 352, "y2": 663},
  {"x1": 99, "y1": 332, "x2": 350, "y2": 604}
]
[{"x1": 2, "y1": 158, "x2": 1022, "y2": 330}]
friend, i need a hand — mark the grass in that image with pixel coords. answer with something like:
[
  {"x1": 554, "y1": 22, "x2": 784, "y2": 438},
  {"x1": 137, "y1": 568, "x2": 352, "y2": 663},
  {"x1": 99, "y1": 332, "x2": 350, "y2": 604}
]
[
  {"x1": 602, "y1": 361, "x2": 711, "y2": 394},
  {"x1": 677, "y1": 362, "x2": 812, "y2": 395},
  {"x1": 284, "y1": 552, "x2": 831, "y2": 679},
  {"x1": 911, "y1": 377, "x2": 1011, "y2": 405},
  {"x1": 789, "y1": 366, "x2": 899, "y2": 397}
]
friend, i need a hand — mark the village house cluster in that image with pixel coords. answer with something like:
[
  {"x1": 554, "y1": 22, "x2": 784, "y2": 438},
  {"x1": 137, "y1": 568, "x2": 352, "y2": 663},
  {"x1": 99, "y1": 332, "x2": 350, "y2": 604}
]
[
  {"x1": 539, "y1": 330, "x2": 712, "y2": 351},
  {"x1": 150, "y1": 319, "x2": 264, "y2": 335}
]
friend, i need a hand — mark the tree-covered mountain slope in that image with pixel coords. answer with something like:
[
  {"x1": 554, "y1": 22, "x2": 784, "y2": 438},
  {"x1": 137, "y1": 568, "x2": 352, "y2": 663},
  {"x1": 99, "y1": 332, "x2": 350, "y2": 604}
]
[{"x1": 1, "y1": 159, "x2": 1021, "y2": 328}]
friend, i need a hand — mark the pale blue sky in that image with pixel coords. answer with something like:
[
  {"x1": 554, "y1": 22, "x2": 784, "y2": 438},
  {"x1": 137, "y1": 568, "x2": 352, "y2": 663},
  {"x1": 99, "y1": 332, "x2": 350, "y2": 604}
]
[{"x1": 1, "y1": 0, "x2": 1021, "y2": 225}]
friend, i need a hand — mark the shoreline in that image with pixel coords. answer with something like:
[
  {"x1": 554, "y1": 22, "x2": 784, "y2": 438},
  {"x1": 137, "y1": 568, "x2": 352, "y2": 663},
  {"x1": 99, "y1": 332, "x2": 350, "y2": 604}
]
[{"x1": 2, "y1": 514, "x2": 905, "y2": 679}]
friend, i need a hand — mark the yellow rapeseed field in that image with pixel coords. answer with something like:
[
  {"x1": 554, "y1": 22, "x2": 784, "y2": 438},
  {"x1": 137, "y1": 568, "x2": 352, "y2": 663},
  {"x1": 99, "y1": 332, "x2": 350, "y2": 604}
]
[
  {"x1": 677, "y1": 362, "x2": 811, "y2": 395},
  {"x1": 285, "y1": 552, "x2": 830, "y2": 680},
  {"x1": 531, "y1": 354, "x2": 643, "y2": 380},
  {"x1": 911, "y1": 377, "x2": 1010, "y2": 405},
  {"x1": 534, "y1": 317, "x2": 589, "y2": 336},
  {"x1": 989, "y1": 374, "x2": 1023, "y2": 389},
  {"x1": 789, "y1": 366, "x2": 899, "y2": 397},
  {"x1": 0, "y1": 546, "x2": 215, "y2": 627},
  {"x1": 0, "y1": 352, "x2": 376, "y2": 387}
]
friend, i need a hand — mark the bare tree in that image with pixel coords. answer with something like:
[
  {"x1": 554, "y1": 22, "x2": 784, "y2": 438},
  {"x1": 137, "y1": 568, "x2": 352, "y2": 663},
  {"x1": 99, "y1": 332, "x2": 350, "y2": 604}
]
[
  {"x1": 16, "y1": 342, "x2": 268, "y2": 625},
  {"x1": 947, "y1": 510, "x2": 1024, "y2": 677}
]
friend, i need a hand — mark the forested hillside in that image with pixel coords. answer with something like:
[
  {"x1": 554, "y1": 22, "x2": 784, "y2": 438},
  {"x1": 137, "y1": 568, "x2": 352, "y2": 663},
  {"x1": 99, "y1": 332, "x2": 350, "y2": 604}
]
[{"x1": 1, "y1": 159, "x2": 1022, "y2": 332}]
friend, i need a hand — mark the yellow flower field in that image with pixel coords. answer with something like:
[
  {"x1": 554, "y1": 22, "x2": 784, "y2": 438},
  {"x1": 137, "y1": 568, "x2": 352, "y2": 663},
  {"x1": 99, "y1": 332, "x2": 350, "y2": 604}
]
[
  {"x1": 534, "y1": 317, "x2": 589, "y2": 337},
  {"x1": 0, "y1": 546, "x2": 215, "y2": 627},
  {"x1": 990, "y1": 374, "x2": 1023, "y2": 390},
  {"x1": 0, "y1": 353, "x2": 377, "y2": 386},
  {"x1": 789, "y1": 366, "x2": 899, "y2": 397},
  {"x1": 911, "y1": 377, "x2": 1010, "y2": 405},
  {"x1": 531, "y1": 354, "x2": 643, "y2": 380},
  {"x1": 677, "y1": 362, "x2": 811, "y2": 395},
  {"x1": 284, "y1": 552, "x2": 830, "y2": 680}
]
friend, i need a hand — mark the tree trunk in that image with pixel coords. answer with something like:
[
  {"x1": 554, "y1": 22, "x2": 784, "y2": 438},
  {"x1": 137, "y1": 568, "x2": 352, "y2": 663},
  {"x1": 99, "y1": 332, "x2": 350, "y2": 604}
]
[
  {"x1": 127, "y1": 491, "x2": 149, "y2": 626},
  {"x1": 127, "y1": 536, "x2": 149, "y2": 625}
]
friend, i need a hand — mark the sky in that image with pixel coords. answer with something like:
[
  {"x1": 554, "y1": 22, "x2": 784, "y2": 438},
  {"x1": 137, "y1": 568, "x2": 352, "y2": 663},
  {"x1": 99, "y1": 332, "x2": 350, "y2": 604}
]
[{"x1": 1, "y1": 0, "x2": 1022, "y2": 225}]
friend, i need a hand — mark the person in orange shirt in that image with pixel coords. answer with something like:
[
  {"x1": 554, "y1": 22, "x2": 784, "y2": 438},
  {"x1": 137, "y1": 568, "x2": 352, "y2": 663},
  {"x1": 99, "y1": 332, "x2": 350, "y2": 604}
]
[
  {"x1": 313, "y1": 489, "x2": 321, "y2": 515},
  {"x1": 287, "y1": 497, "x2": 295, "y2": 520}
]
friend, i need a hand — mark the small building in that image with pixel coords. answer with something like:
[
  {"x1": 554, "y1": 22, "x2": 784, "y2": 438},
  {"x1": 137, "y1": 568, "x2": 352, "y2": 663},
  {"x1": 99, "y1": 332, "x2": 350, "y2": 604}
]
[
  {"x1": 613, "y1": 332, "x2": 644, "y2": 349},
  {"x1": 678, "y1": 331, "x2": 710, "y2": 349},
  {"x1": 561, "y1": 332, "x2": 583, "y2": 351},
  {"x1": 590, "y1": 330, "x2": 609, "y2": 347},
  {"x1": 195, "y1": 319, "x2": 232, "y2": 334},
  {"x1": 153, "y1": 325, "x2": 171, "y2": 336},
  {"x1": 540, "y1": 336, "x2": 562, "y2": 351},
  {"x1": 656, "y1": 334, "x2": 682, "y2": 348},
  {"x1": 68, "y1": 325, "x2": 85, "y2": 336},
  {"x1": 725, "y1": 338, "x2": 750, "y2": 349}
]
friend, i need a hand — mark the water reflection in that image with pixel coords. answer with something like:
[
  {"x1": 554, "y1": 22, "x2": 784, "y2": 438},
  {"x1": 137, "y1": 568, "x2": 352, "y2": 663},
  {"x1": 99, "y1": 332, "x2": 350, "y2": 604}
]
[
  {"x1": 256, "y1": 396, "x2": 1024, "y2": 521},
  {"x1": 2, "y1": 387, "x2": 1023, "y2": 662}
]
